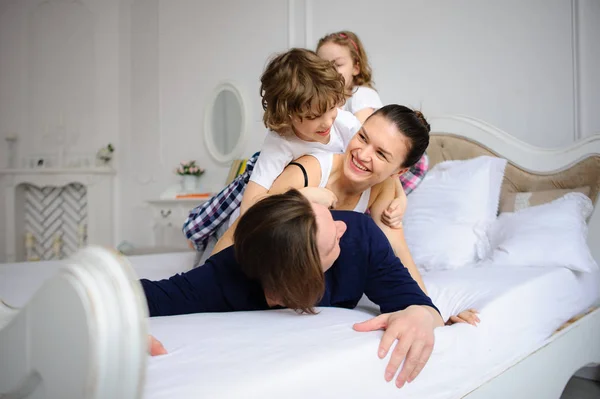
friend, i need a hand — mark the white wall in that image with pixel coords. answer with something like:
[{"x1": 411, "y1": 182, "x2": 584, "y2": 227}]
[
  {"x1": 0, "y1": 0, "x2": 598, "y2": 253},
  {"x1": 312, "y1": 0, "x2": 580, "y2": 147},
  {"x1": 578, "y1": 0, "x2": 600, "y2": 138},
  {"x1": 0, "y1": 0, "x2": 123, "y2": 258}
]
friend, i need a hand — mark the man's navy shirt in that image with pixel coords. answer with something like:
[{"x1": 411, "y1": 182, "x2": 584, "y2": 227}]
[{"x1": 141, "y1": 211, "x2": 438, "y2": 316}]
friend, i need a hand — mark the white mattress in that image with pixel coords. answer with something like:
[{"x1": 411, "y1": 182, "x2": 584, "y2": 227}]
[{"x1": 1, "y1": 255, "x2": 599, "y2": 399}]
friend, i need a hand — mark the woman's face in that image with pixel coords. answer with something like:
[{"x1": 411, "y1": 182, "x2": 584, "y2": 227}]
[
  {"x1": 317, "y1": 42, "x2": 358, "y2": 90},
  {"x1": 344, "y1": 114, "x2": 410, "y2": 185}
]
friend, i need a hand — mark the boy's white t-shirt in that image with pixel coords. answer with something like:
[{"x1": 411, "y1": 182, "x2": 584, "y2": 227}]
[
  {"x1": 250, "y1": 109, "x2": 361, "y2": 190},
  {"x1": 342, "y1": 86, "x2": 383, "y2": 114}
]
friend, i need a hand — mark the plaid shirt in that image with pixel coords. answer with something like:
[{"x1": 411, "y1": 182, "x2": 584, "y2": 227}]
[
  {"x1": 183, "y1": 153, "x2": 429, "y2": 251},
  {"x1": 401, "y1": 153, "x2": 428, "y2": 195}
]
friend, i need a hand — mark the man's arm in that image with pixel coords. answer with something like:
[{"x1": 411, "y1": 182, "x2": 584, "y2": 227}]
[
  {"x1": 140, "y1": 259, "x2": 228, "y2": 317},
  {"x1": 369, "y1": 178, "x2": 426, "y2": 293},
  {"x1": 365, "y1": 200, "x2": 433, "y2": 306},
  {"x1": 356, "y1": 218, "x2": 443, "y2": 388}
]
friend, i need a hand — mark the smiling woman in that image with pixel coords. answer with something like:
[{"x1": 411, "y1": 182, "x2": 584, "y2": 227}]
[
  {"x1": 212, "y1": 104, "x2": 431, "y2": 295},
  {"x1": 264, "y1": 105, "x2": 430, "y2": 292}
]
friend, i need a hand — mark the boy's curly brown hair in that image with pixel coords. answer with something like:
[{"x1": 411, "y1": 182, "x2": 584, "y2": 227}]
[{"x1": 260, "y1": 48, "x2": 347, "y2": 134}]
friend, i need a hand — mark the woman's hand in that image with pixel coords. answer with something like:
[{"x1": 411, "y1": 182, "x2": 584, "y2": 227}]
[
  {"x1": 299, "y1": 187, "x2": 338, "y2": 209},
  {"x1": 149, "y1": 335, "x2": 168, "y2": 356},
  {"x1": 446, "y1": 309, "x2": 480, "y2": 326}
]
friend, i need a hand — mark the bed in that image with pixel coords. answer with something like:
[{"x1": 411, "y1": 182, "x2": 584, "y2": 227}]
[{"x1": 1, "y1": 115, "x2": 599, "y2": 398}]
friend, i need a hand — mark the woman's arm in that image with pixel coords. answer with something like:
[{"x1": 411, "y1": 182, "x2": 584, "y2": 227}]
[
  {"x1": 369, "y1": 178, "x2": 427, "y2": 294},
  {"x1": 239, "y1": 181, "x2": 268, "y2": 215},
  {"x1": 240, "y1": 131, "x2": 296, "y2": 214}
]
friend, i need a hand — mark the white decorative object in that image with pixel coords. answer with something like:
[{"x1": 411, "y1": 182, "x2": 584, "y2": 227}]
[
  {"x1": 181, "y1": 175, "x2": 200, "y2": 193},
  {"x1": 24, "y1": 232, "x2": 38, "y2": 262},
  {"x1": 146, "y1": 197, "x2": 211, "y2": 249},
  {"x1": 52, "y1": 233, "x2": 62, "y2": 259},
  {"x1": 175, "y1": 161, "x2": 205, "y2": 193},
  {"x1": 0, "y1": 167, "x2": 116, "y2": 262},
  {"x1": 204, "y1": 82, "x2": 247, "y2": 164},
  {"x1": 96, "y1": 144, "x2": 115, "y2": 166},
  {"x1": 78, "y1": 223, "x2": 87, "y2": 248},
  {"x1": 5, "y1": 135, "x2": 18, "y2": 169}
]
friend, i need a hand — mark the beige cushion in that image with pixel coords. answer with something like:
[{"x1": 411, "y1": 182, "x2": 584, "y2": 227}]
[
  {"x1": 427, "y1": 134, "x2": 600, "y2": 208},
  {"x1": 499, "y1": 186, "x2": 591, "y2": 213}
]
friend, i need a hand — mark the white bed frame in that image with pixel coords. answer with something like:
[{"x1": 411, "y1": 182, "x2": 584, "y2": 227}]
[{"x1": 430, "y1": 115, "x2": 600, "y2": 398}]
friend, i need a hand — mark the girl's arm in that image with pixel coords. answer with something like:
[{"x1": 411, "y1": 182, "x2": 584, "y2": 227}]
[
  {"x1": 353, "y1": 108, "x2": 375, "y2": 124},
  {"x1": 381, "y1": 178, "x2": 407, "y2": 229},
  {"x1": 369, "y1": 177, "x2": 427, "y2": 294},
  {"x1": 350, "y1": 87, "x2": 382, "y2": 124}
]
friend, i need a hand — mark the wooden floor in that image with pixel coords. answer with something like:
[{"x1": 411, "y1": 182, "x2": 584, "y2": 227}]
[{"x1": 560, "y1": 377, "x2": 600, "y2": 399}]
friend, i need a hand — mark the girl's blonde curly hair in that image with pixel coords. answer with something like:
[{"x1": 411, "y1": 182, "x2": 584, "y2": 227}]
[{"x1": 317, "y1": 30, "x2": 374, "y2": 90}]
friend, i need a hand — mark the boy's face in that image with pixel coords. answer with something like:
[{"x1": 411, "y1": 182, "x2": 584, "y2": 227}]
[
  {"x1": 291, "y1": 106, "x2": 338, "y2": 144},
  {"x1": 317, "y1": 42, "x2": 359, "y2": 90}
]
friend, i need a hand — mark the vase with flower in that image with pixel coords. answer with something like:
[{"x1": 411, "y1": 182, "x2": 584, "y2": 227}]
[{"x1": 176, "y1": 160, "x2": 205, "y2": 192}]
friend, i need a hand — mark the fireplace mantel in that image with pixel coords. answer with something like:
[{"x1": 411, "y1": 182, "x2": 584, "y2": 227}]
[{"x1": 0, "y1": 168, "x2": 116, "y2": 262}]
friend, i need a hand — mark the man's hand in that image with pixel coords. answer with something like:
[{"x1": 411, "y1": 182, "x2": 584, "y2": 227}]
[
  {"x1": 300, "y1": 187, "x2": 338, "y2": 209},
  {"x1": 353, "y1": 306, "x2": 440, "y2": 388},
  {"x1": 446, "y1": 309, "x2": 480, "y2": 326},
  {"x1": 149, "y1": 335, "x2": 168, "y2": 356}
]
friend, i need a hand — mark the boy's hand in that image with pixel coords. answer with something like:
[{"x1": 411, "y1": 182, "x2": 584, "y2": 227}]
[
  {"x1": 382, "y1": 180, "x2": 407, "y2": 228},
  {"x1": 300, "y1": 187, "x2": 338, "y2": 209}
]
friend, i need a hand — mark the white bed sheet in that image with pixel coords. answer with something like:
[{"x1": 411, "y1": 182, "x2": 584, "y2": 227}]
[
  {"x1": 1, "y1": 255, "x2": 599, "y2": 399},
  {"x1": 143, "y1": 264, "x2": 599, "y2": 399}
]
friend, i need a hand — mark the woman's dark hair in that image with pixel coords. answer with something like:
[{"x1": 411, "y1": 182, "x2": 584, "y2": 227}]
[
  {"x1": 369, "y1": 105, "x2": 430, "y2": 168},
  {"x1": 233, "y1": 189, "x2": 324, "y2": 314}
]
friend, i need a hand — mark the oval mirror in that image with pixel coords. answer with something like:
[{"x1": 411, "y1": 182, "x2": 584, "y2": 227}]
[{"x1": 204, "y1": 82, "x2": 246, "y2": 164}]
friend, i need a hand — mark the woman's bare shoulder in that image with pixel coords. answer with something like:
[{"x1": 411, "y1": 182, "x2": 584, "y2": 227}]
[{"x1": 368, "y1": 177, "x2": 395, "y2": 207}]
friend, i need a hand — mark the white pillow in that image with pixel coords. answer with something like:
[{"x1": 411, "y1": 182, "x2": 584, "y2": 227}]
[
  {"x1": 484, "y1": 192, "x2": 598, "y2": 272},
  {"x1": 404, "y1": 156, "x2": 507, "y2": 272}
]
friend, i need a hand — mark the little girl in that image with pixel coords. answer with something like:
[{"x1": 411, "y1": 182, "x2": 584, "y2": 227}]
[
  {"x1": 316, "y1": 31, "x2": 429, "y2": 199},
  {"x1": 184, "y1": 48, "x2": 405, "y2": 252}
]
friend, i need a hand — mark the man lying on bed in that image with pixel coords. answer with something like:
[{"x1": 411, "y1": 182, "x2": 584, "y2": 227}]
[{"x1": 142, "y1": 189, "x2": 444, "y2": 389}]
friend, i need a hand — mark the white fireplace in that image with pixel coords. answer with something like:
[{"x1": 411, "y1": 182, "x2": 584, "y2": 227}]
[{"x1": 0, "y1": 168, "x2": 115, "y2": 262}]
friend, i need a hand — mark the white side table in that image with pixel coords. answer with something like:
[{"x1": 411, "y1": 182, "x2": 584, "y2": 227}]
[{"x1": 146, "y1": 198, "x2": 210, "y2": 249}]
